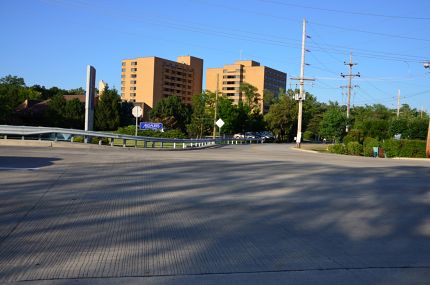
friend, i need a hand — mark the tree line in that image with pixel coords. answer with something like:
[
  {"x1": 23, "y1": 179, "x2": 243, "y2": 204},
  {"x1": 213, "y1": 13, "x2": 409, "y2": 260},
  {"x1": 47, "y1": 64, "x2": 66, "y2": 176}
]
[
  {"x1": 0, "y1": 75, "x2": 134, "y2": 130},
  {"x1": 1, "y1": 75, "x2": 428, "y2": 142}
]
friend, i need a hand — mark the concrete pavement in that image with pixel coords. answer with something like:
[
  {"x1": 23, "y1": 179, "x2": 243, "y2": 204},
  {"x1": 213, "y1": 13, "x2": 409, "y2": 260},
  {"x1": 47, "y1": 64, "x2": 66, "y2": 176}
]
[{"x1": 0, "y1": 144, "x2": 429, "y2": 284}]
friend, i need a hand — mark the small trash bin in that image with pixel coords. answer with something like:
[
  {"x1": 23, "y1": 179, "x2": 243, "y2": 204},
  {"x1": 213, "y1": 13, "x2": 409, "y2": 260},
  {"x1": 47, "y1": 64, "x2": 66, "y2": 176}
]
[
  {"x1": 378, "y1": 147, "x2": 385, "y2": 158},
  {"x1": 372, "y1": 147, "x2": 379, "y2": 158}
]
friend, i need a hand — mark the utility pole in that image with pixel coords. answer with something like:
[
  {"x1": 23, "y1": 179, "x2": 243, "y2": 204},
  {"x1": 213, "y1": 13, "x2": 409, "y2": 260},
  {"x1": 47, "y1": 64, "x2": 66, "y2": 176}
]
[
  {"x1": 397, "y1": 89, "x2": 401, "y2": 118},
  {"x1": 213, "y1": 73, "x2": 219, "y2": 139},
  {"x1": 291, "y1": 18, "x2": 314, "y2": 148},
  {"x1": 424, "y1": 61, "x2": 430, "y2": 158},
  {"x1": 341, "y1": 52, "x2": 360, "y2": 132}
]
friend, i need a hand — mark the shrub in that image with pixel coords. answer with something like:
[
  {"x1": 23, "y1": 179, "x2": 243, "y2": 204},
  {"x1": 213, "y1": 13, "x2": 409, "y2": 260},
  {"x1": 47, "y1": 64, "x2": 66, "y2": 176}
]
[
  {"x1": 382, "y1": 139, "x2": 401, "y2": 158},
  {"x1": 328, "y1": 144, "x2": 346, "y2": 155},
  {"x1": 72, "y1": 136, "x2": 84, "y2": 143},
  {"x1": 116, "y1": 125, "x2": 187, "y2": 139},
  {"x1": 91, "y1": 137, "x2": 110, "y2": 145},
  {"x1": 343, "y1": 129, "x2": 364, "y2": 145},
  {"x1": 363, "y1": 137, "x2": 380, "y2": 157},
  {"x1": 382, "y1": 139, "x2": 426, "y2": 158},
  {"x1": 346, "y1": 141, "x2": 363, "y2": 156},
  {"x1": 398, "y1": 140, "x2": 426, "y2": 158},
  {"x1": 303, "y1": 130, "x2": 314, "y2": 141}
]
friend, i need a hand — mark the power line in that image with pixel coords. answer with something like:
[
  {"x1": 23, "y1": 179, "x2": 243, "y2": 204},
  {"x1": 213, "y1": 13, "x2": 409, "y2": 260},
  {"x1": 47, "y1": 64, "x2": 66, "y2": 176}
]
[{"x1": 258, "y1": 0, "x2": 430, "y2": 21}]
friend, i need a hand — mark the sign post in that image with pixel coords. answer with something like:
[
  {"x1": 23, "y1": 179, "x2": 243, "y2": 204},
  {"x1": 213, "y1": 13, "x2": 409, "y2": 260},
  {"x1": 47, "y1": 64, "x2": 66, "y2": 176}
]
[
  {"x1": 132, "y1": 106, "x2": 143, "y2": 136},
  {"x1": 215, "y1": 118, "x2": 224, "y2": 139}
]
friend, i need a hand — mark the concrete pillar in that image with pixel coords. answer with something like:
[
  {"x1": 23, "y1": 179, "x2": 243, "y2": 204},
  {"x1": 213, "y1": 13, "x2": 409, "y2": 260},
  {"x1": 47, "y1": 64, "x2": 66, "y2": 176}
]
[{"x1": 85, "y1": 65, "x2": 96, "y2": 131}]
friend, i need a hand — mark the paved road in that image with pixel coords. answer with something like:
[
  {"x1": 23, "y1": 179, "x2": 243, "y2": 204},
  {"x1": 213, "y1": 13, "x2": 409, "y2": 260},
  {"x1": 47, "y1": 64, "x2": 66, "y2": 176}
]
[{"x1": 0, "y1": 144, "x2": 430, "y2": 284}]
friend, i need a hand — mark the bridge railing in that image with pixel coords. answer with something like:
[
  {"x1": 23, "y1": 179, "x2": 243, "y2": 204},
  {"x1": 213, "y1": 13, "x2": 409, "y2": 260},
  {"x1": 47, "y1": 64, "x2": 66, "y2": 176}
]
[{"x1": 0, "y1": 125, "x2": 263, "y2": 149}]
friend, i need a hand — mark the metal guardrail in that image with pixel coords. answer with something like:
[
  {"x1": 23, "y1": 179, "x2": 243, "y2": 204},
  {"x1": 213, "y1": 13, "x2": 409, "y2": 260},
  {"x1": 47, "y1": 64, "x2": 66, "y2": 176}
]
[{"x1": 0, "y1": 125, "x2": 263, "y2": 149}]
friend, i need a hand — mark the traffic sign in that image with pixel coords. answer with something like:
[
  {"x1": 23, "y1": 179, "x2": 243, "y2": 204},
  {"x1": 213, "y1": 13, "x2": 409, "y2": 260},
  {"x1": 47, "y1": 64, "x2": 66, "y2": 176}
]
[
  {"x1": 216, "y1": 118, "x2": 224, "y2": 128},
  {"x1": 132, "y1": 106, "x2": 143, "y2": 118},
  {"x1": 139, "y1": 122, "x2": 163, "y2": 130}
]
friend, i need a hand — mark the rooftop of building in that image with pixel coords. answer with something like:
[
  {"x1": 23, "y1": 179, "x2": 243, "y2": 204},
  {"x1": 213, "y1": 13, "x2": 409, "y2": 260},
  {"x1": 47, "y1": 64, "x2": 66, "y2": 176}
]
[{"x1": 122, "y1": 55, "x2": 203, "y2": 65}]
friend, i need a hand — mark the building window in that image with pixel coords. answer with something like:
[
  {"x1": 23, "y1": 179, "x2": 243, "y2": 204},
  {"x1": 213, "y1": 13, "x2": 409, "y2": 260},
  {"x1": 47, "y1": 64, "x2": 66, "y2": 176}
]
[
  {"x1": 130, "y1": 93, "x2": 136, "y2": 97},
  {"x1": 130, "y1": 87, "x2": 136, "y2": 91},
  {"x1": 121, "y1": 81, "x2": 125, "y2": 85},
  {"x1": 121, "y1": 87, "x2": 125, "y2": 91},
  {"x1": 131, "y1": 74, "x2": 137, "y2": 78},
  {"x1": 121, "y1": 75, "x2": 126, "y2": 78},
  {"x1": 131, "y1": 68, "x2": 137, "y2": 72},
  {"x1": 131, "y1": 61, "x2": 137, "y2": 66},
  {"x1": 121, "y1": 68, "x2": 125, "y2": 72},
  {"x1": 122, "y1": 62, "x2": 126, "y2": 66},
  {"x1": 130, "y1": 80, "x2": 137, "y2": 84},
  {"x1": 130, "y1": 99, "x2": 136, "y2": 102}
]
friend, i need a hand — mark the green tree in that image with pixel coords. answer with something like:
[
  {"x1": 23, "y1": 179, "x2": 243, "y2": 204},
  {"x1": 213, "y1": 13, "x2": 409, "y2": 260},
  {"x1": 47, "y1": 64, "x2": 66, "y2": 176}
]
[
  {"x1": 264, "y1": 91, "x2": 297, "y2": 141},
  {"x1": 187, "y1": 91, "x2": 214, "y2": 138},
  {"x1": 319, "y1": 102, "x2": 347, "y2": 142},
  {"x1": 217, "y1": 96, "x2": 238, "y2": 134},
  {"x1": 94, "y1": 85, "x2": 121, "y2": 131},
  {"x1": 0, "y1": 75, "x2": 25, "y2": 87},
  {"x1": 63, "y1": 99, "x2": 84, "y2": 129},
  {"x1": 150, "y1": 95, "x2": 191, "y2": 132},
  {"x1": 240, "y1": 83, "x2": 261, "y2": 113},
  {"x1": 46, "y1": 94, "x2": 67, "y2": 127}
]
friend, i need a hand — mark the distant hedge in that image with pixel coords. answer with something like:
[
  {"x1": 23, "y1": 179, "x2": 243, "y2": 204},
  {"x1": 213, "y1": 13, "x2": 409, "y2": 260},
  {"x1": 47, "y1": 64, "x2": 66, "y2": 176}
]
[
  {"x1": 346, "y1": 141, "x2": 363, "y2": 156},
  {"x1": 363, "y1": 137, "x2": 380, "y2": 157},
  {"x1": 383, "y1": 139, "x2": 426, "y2": 158},
  {"x1": 328, "y1": 143, "x2": 346, "y2": 155},
  {"x1": 116, "y1": 125, "x2": 187, "y2": 139},
  {"x1": 328, "y1": 138, "x2": 426, "y2": 158}
]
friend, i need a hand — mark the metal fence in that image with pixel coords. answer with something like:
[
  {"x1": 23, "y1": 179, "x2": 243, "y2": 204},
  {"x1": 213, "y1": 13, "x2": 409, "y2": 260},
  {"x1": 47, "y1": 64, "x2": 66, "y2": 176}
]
[{"x1": 0, "y1": 125, "x2": 263, "y2": 149}]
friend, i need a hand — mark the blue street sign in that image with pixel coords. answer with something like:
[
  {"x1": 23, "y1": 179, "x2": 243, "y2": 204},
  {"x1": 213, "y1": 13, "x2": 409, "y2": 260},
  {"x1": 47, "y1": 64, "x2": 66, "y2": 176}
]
[{"x1": 139, "y1": 122, "x2": 163, "y2": 130}]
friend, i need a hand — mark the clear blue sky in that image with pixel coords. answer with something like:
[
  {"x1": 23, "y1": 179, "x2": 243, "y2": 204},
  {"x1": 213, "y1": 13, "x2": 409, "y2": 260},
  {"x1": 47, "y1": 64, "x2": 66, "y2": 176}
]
[{"x1": 1, "y1": 0, "x2": 430, "y2": 112}]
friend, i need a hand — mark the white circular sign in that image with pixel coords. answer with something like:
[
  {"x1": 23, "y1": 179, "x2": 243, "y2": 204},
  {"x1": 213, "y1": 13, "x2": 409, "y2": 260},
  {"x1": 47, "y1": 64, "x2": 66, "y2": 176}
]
[{"x1": 132, "y1": 106, "x2": 143, "y2": 118}]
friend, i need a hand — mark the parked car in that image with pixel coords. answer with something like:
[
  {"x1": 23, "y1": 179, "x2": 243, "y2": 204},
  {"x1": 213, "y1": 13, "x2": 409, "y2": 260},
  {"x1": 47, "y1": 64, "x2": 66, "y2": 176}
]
[
  {"x1": 245, "y1": 132, "x2": 256, "y2": 139},
  {"x1": 233, "y1": 133, "x2": 244, "y2": 139}
]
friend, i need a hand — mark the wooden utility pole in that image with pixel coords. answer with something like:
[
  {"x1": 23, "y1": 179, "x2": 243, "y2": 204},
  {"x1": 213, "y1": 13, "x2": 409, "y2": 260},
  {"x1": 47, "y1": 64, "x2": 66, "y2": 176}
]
[
  {"x1": 397, "y1": 89, "x2": 401, "y2": 118},
  {"x1": 341, "y1": 52, "x2": 360, "y2": 132},
  {"x1": 213, "y1": 74, "x2": 219, "y2": 139},
  {"x1": 427, "y1": 119, "x2": 430, "y2": 158}
]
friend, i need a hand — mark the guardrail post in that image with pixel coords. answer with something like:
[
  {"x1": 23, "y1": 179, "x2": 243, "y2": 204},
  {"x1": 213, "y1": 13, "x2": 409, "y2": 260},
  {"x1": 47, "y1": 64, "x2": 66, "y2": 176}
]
[
  {"x1": 182, "y1": 143, "x2": 185, "y2": 149},
  {"x1": 3, "y1": 135, "x2": 7, "y2": 140},
  {"x1": 173, "y1": 142, "x2": 176, "y2": 149},
  {"x1": 152, "y1": 142, "x2": 155, "y2": 148},
  {"x1": 21, "y1": 135, "x2": 24, "y2": 140},
  {"x1": 123, "y1": 139, "x2": 126, "y2": 147},
  {"x1": 84, "y1": 136, "x2": 88, "y2": 144},
  {"x1": 54, "y1": 133, "x2": 58, "y2": 142},
  {"x1": 110, "y1": 138, "x2": 113, "y2": 147},
  {"x1": 144, "y1": 141, "x2": 147, "y2": 148},
  {"x1": 39, "y1": 134, "x2": 42, "y2": 141},
  {"x1": 161, "y1": 142, "x2": 164, "y2": 148},
  {"x1": 99, "y1": 140, "x2": 102, "y2": 146},
  {"x1": 70, "y1": 136, "x2": 74, "y2": 143}
]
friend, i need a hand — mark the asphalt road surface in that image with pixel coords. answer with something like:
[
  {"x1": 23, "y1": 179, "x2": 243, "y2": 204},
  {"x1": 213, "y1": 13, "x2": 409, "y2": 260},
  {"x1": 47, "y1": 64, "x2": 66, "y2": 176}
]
[{"x1": 0, "y1": 144, "x2": 430, "y2": 284}]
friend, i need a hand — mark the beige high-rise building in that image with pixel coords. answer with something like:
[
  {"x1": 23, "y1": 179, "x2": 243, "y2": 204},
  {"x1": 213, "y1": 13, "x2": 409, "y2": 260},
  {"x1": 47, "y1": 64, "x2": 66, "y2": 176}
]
[
  {"x1": 206, "y1": 60, "x2": 286, "y2": 112},
  {"x1": 121, "y1": 55, "x2": 203, "y2": 117}
]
